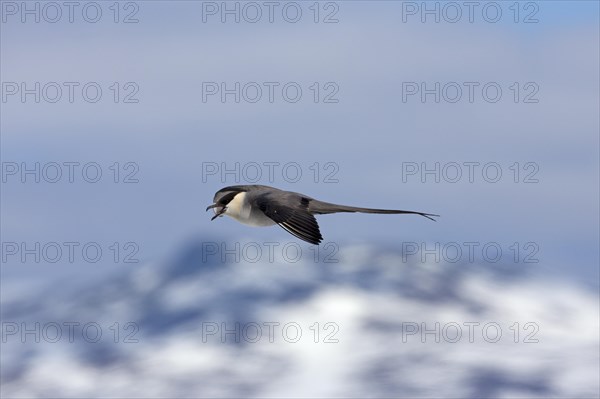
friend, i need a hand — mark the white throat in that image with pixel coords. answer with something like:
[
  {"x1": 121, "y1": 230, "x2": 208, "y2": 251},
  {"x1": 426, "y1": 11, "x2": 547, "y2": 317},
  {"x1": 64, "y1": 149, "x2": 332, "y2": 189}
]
[{"x1": 224, "y1": 192, "x2": 249, "y2": 221}]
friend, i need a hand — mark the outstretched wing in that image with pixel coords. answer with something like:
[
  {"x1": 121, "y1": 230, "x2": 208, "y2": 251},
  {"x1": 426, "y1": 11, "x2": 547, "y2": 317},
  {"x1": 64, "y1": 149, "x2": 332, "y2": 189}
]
[{"x1": 255, "y1": 194, "x2": 323, "y2": 245}]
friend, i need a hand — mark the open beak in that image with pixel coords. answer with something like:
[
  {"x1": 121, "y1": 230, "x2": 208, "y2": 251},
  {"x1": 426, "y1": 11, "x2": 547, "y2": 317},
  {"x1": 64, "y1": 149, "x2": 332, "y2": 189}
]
[{"x1": 206, "y1": 204, "x2": 226, "y2": 221}]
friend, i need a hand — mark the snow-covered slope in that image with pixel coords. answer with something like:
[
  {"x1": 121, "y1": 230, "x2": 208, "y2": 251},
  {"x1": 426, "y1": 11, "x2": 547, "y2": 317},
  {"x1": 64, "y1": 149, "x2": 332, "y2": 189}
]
[{"x1": 1, "y1": 240, "x2": 598, "y2": 398}]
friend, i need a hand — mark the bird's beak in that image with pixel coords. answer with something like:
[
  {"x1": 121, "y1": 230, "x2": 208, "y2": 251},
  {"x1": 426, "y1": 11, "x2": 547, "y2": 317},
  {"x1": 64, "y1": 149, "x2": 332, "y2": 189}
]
[{"x1": 206, "y1": 203, "x2": 226, "y2": 221}]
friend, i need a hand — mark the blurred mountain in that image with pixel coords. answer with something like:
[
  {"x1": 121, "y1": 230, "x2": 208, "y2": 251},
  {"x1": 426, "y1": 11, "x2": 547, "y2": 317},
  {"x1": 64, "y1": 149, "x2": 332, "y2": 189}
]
[{"x1": 1, "y1": 239, "x2": 598, "y2": 398}]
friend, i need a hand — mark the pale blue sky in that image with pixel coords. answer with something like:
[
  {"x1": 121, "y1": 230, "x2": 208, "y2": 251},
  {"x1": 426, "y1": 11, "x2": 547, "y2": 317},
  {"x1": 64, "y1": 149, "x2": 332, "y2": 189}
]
[{"x1": 1, "y1": 1, "x2": 598, "y2": 287}]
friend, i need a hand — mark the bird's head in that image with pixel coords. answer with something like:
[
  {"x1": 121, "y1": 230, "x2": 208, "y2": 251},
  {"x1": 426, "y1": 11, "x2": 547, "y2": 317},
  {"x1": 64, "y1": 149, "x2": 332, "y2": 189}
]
[{"x1": 206, "y1": 186, "x2": 246, "y2": 221}]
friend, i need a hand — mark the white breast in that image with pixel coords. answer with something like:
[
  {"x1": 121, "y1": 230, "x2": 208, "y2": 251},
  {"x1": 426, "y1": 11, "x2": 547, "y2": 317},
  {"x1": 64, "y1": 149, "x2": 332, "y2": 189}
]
[
  {"x1": 224, "y1": 192, "x2": 249, "y2": 220},
  {"x1": 224, "y1": 192, "x2": 275, "y2": 227}
]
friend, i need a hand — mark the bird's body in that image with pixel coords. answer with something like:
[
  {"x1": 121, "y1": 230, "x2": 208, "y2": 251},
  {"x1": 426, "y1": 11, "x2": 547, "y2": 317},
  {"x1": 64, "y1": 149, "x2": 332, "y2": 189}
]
[
  {"x1": 207, "y1": 185, "x2": 438, "y2": 245},
  {"x1": 223, "y1": 191, "x2": 277, "y2": 227}
]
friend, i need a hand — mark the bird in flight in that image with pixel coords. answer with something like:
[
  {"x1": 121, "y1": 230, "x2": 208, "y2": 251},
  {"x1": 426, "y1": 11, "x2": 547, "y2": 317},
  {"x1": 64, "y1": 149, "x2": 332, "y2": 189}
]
[{"x1": 207, "y1": 185, "x2": 439, "y2": 245}]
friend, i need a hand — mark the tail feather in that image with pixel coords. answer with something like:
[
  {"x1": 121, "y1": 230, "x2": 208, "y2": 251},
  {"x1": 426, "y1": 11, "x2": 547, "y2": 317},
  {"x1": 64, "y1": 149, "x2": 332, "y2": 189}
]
[{"x1": 308, "y1": 200, "x2": 439, "y2": 221}]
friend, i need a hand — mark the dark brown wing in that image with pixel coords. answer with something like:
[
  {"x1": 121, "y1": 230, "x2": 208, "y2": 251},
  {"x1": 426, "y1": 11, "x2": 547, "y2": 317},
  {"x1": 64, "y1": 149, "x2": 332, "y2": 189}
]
[{"x1": 256, "y1": 193, "x2": 323, "y2": 245}]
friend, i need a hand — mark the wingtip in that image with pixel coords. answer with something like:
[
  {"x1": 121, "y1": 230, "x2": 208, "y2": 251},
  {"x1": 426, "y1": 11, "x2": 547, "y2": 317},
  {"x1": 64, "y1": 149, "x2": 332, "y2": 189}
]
[{"x1": 309, "y1": 232, "x2": 324, "y2": 245}]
